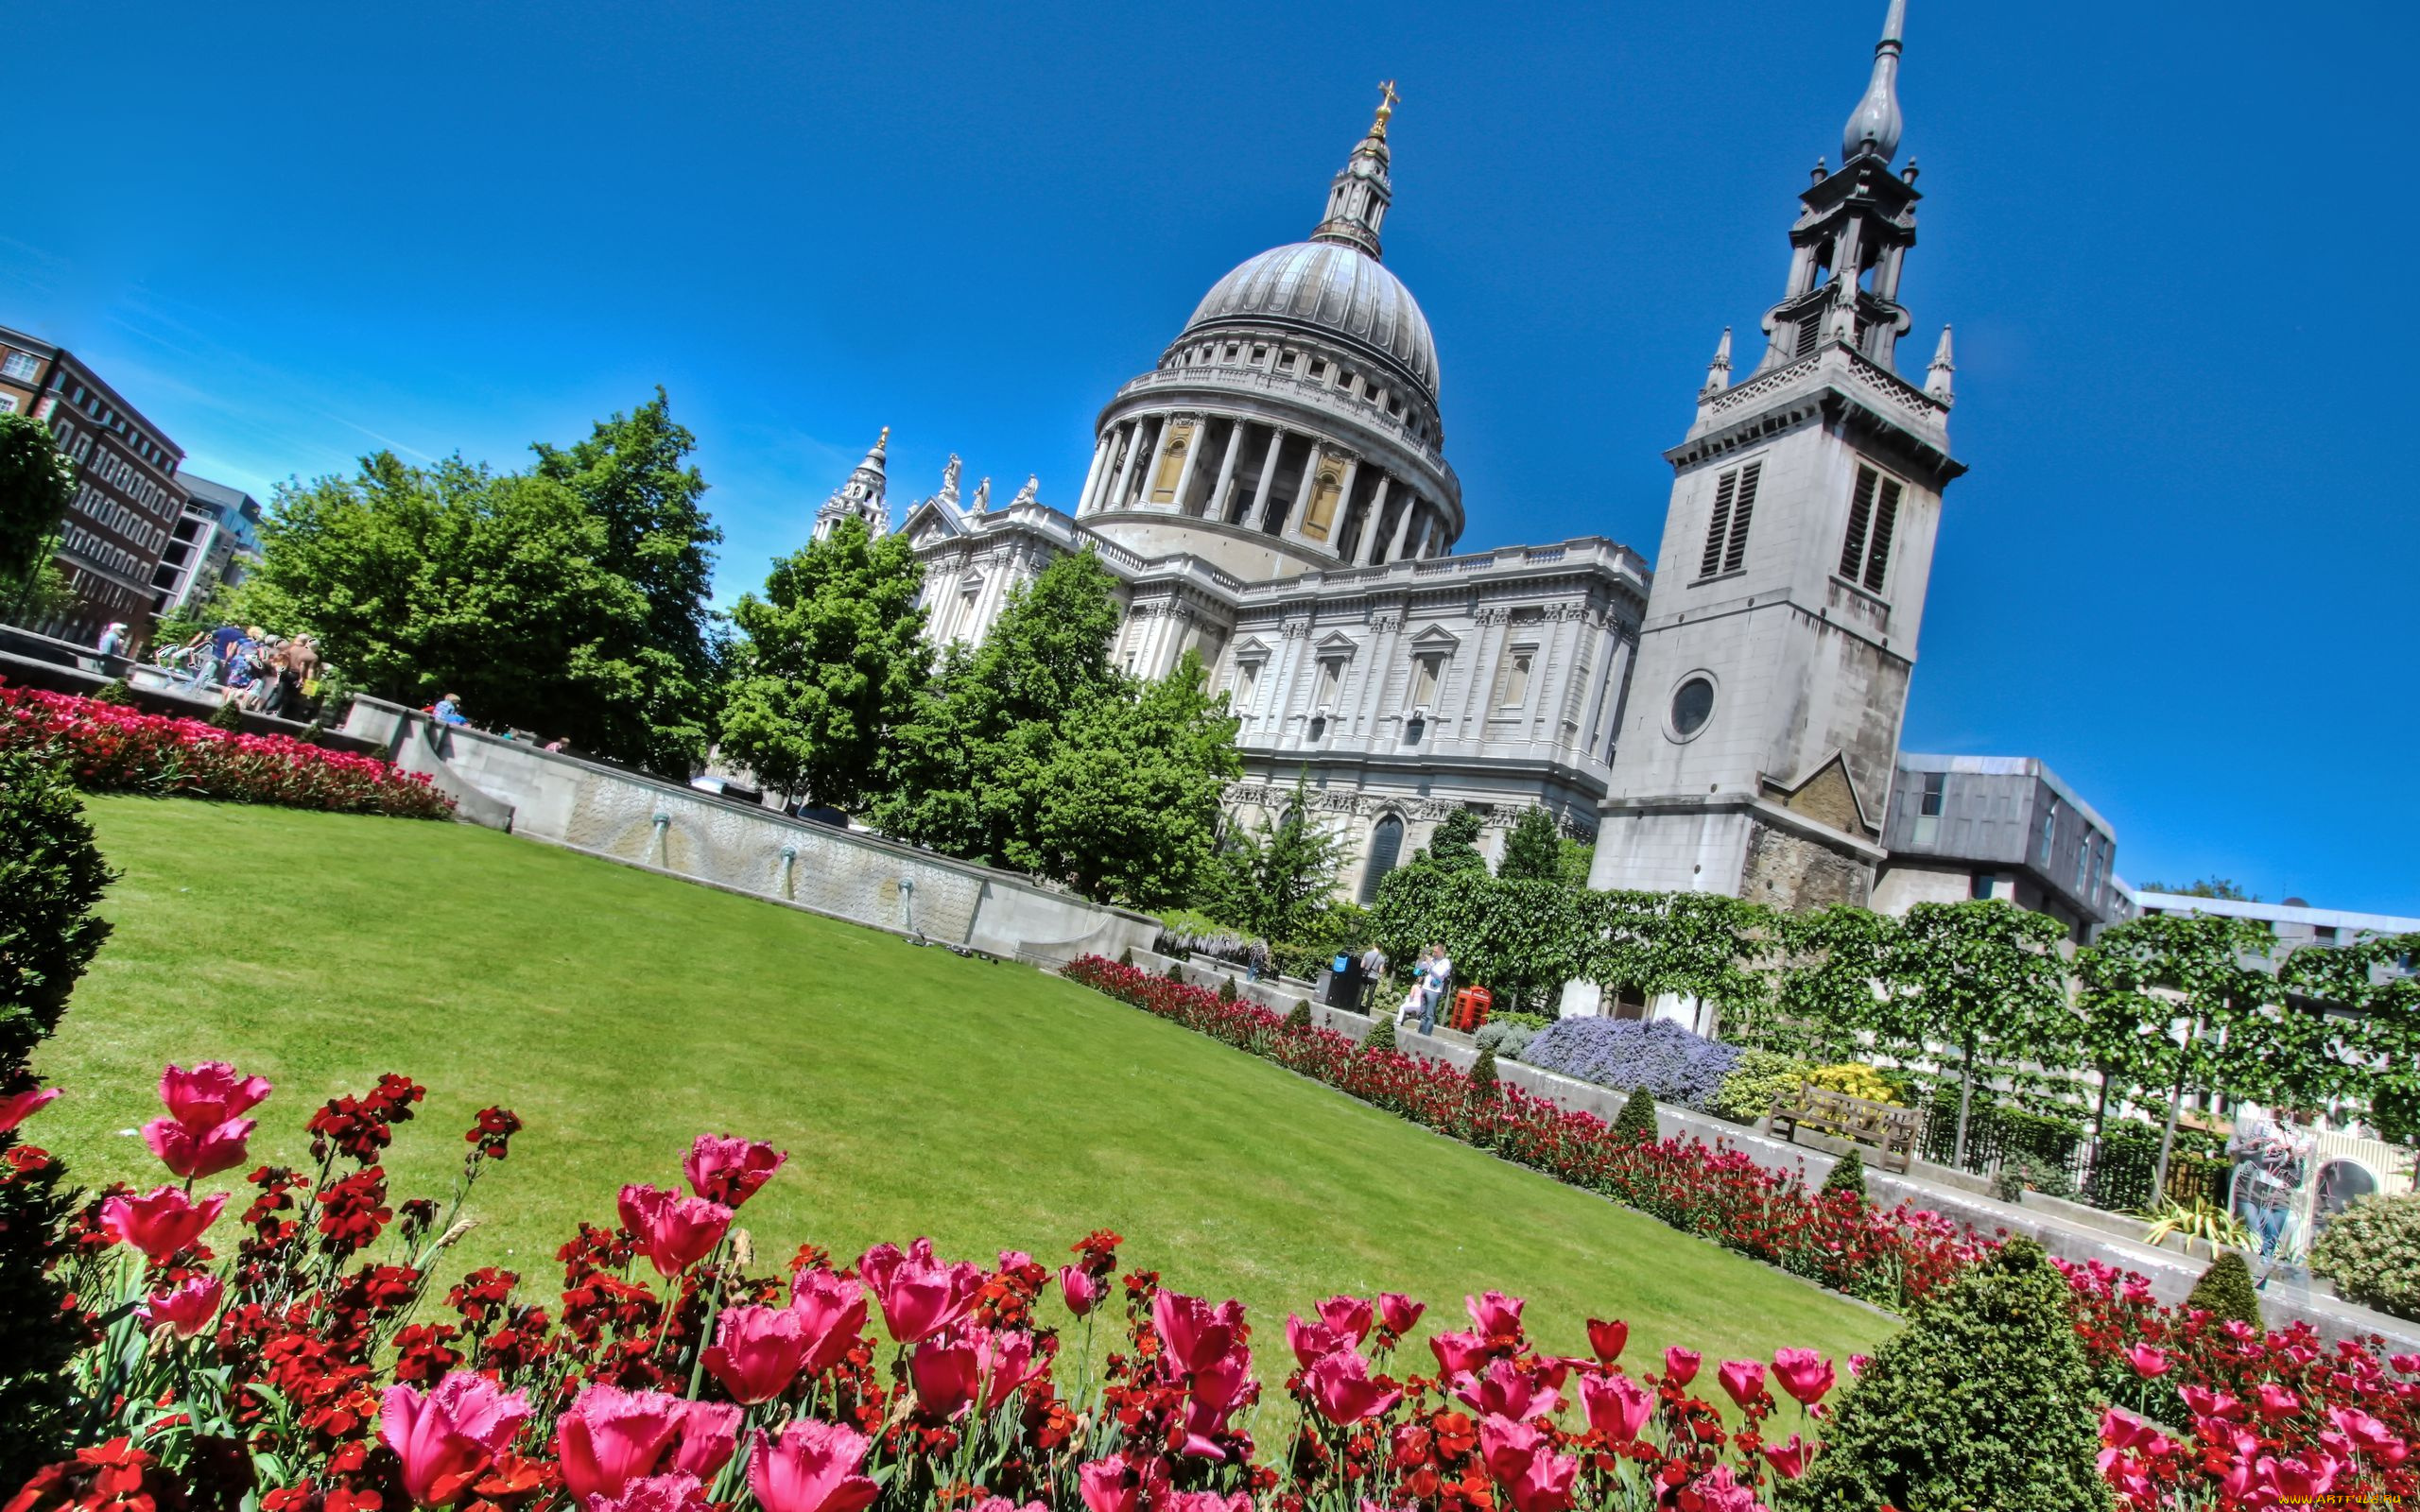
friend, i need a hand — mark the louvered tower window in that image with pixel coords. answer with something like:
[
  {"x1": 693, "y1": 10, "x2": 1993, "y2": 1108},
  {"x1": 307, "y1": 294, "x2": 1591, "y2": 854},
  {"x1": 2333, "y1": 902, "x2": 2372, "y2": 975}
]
[
  {"x1": 1697, "y1": 461, "x2": 1763, "y2": 578},
  {"x1": 1837, "y1": 463, "x2": 1904, "y2": 593}
]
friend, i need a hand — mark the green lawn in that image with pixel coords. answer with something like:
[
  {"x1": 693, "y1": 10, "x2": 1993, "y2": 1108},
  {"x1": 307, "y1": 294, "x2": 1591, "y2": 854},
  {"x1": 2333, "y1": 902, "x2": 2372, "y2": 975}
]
[{"x1": 35, "y1": 797, "x2": 1893, "y2": 1374}]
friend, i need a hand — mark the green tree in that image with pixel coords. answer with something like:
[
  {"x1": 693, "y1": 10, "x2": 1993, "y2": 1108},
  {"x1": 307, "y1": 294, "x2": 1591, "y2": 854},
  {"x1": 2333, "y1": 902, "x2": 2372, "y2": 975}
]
[
  {"x1": 2141, "y1": 877, "x2": 2260, "y2": 902},
  {"x1": 1209, "y1": 774, "x2": 1348, "y2": 943},
  {"x1": 0, "y1": 414, "x2": 77, "y2": 621},
  {"x1": 1028, "y1": 651, "x2": 1241, "y2": 908},
  {"x1": 1877, "y1": 900, "x2": 2072, "y2": 1166},
  {"x1": 1787, "y1": 1237, "x2": 2116, "y2": 1512},
  {"x1": 250, "y1": 453, "x2": 659, "y2": 755},
  {"x1": 1764, "y1": 904, "x2": 1895, "y2": 1061},
  {"x1": 1578, "y1": 890, "x2": 1773, "y2": 1035},
  {"x1": 1419, "y1": 808, "x2": 1491, "y2": 873},
  {"x1": 1495, "y1": 806, "x2": 1564, "y2": 884},
  {"x1": 530, "y1": 389, "x2": 726, "y2": 772},
  {"x1": 718, "y1": 517, "x2": 929, "y2": 810}
]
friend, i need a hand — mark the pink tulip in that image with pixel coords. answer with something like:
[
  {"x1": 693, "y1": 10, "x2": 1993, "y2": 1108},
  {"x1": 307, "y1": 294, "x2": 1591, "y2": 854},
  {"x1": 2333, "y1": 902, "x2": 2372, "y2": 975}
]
[
  {"x1": 1762, "y1": 1433, "x2": 1809, "y2": 1480},
  {"x1": 1584, "y1": 1318, "x2": 1628, "y2": 1365},
  {"x1": 683, "y1": 1135, "x2": 786, "y2": 1208},
  {"x1": 1304, "y1": 1349, "x2": 1402, "y2": 1426},
  {"x1": 0, "y1": 1086, "x2": 61, "y2": 1134},
  {"x1": 2181, "y1": 1385, "x2": 2243, "y2": 1422},
  {"x1": 2260, "y1": 1450, "x2": 2341, "y2": 1499},
  {"x1": 2329, "y1": 1407, "x2": 2408, "y2": 1466},
  {"x1": 1429, "y1": 1329, "x2": 1488, "y2": 1378},
  {"x1": 617, "y1": 1185, "x2": 731, "y2": 1277},
  {"x1": 859, "y1": 1239, "x2": 984, "y2": 1344},
  {"x1": 1152, "y1": 1290, "x2": 1246, "y2": 1374},
  {"x1": 136, "y1": 1274, "x2": 225, "y2": 1338},
  {"x1": 998, "y1": 1248, "x2": 1037, "y2": 1272},
  {"x1": 379, "y1": 1372, "x2": 530, "y2": 1507},
  {"x1": 1478, "y1": 1415, "x2": 1580, "y2": 1512},
  {"x1": 556, "y1": 1384, "x2": 687, "y2": 1502},
  {"x1": 2101, "y1": 1406, "x2": 2159, "y2": 1453},
  {"x1": 970, "y1": 1501, "x2": 1047, "y2": 1512},
  {"x1": 789, "y1": 1267, "x2": 871, "y2": 1374},
  {"x1": 102, "y1": 1186, "x2": 228, "y2": 1263},
  {"x1": 704, "y1": 1305, "x2": 811, "y2": 1405},
  {"x1": 748, "y1": 1419, "x2": 878, "y2": 1512},
  {"x1": 1075, "y1": 1456, "x2": 1167, "y2": 1512},
  {"x1": 1059, "y1": 1264, "x2": 1102, "y2": 1317},
  {"x1": 141, "y1": 1115, "x2": 256, "y2": 1180},
  {"x1": 2392, "y1": 1353, "x2": 2419, "y2": 1373},
  {"x1": 975, "y1": 1327, "x2": 1042, "y2": 1412},
  {"x1": 909, "y1": 1336, "x2": 981, "y2": 1419},
  {"x1": 1847, "y1": 1352, "x2": 1869, "y2": 1380},
  {"x1": 1771, "y1": 1348, "x2": 1833, "y2": 1406},
  {"x1": 158, "y1": 1061, "x2": 271, "y2": 1128},
  {"x1": 1580, "y1": 1371, "x2": 1653, "y2": 1443},
  {"x1": 2254, "y1": 1383, "x2": 2302, "y2": 1420},
  {"x1": 1376, "y1": 1293, "x2": 1425, "y2": 1334},
  {"x1": 670, "y1": 1401, "x2": 741, "y2": 1481},
  {"x1": 588, "y1": 1475, "x2": 708, "y2": 1512},
  {"x1": 1684, "y1": 1465, "x2": 1759, "y2": 1512},
  {"x1": 1451, "y1": 1359, "x2": 1560, "y2": 1422},
  {"x1": 1317, "y1": 1295, "x2": 1374, "y2": 1344},
  {"x1": 1505, "y1": 1453, "x2": 1578, "y2": 1512},
  {"x1": 2125, "y1": 1343, "x2": 2170, "y2": 1381},
  {"x1": 1287, "y1": 1314, "x2": 1353, "y2": 1369},
  {"x1": 1662, "y1": 1347, "x2": 1701, "y2": 1387},
  {"x1": 1464, "y1": 1290, "x2": 1525, "y2": 1338},
  {"x1": 1162, "y1": 1496, "x2": 1251, "y2": 1512},
  {"x1": 1717, "y1": 1358, "x2": 1765, "y2": 1410}
]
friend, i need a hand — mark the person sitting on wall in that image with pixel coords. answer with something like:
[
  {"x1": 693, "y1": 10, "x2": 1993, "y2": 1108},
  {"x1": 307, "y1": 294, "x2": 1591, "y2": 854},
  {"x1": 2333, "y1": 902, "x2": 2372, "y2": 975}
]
[{"x1": 432, "y1": 692, "x2": 470, "y2": 727}]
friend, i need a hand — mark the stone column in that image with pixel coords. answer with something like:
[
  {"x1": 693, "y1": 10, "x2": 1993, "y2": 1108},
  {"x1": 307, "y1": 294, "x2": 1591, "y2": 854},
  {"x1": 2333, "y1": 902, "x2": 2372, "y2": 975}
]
[
  {"x1": 1319, "y1": 455, "x2": 1362, "y2": 554},
  {"x1": 1384, "y1": 495, "x2": 1418, "y2": 563},
  {"x1": 1205, "y1": 420, "x2": 1244, "y2": 523},
  {"x1": 1168, "y1": 417, "x2": 1206, "y2": 513},
  {"x1": 1538, "y1": 606, "x2": 1582, "y2": 743},
  {"x1": 1280, "y1": 446, "x2": 1326, "y2": 540},
  {"x1": 1137, "y1": 419, "x2": 1177, "y2": 507},
  {"x1": 1075, "y1": 433, "x2": 1113, "y2": 516},
  {"x1": 1246, "y1": 427, "x2": 1287, "y2": 533},
  {"x1": 1107, "y1": 421, "x2": 1147, "y2": 511},
  {"x1": 1354, "y1": 474, "x2": 1394, "y2": 566}
]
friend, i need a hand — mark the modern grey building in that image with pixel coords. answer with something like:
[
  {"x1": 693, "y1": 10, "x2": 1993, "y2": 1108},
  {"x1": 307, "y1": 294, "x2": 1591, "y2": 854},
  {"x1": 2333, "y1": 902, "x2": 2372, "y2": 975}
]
[
  {"x1": 1871, "y1": 754, "x2": 2122, "y2": 940},
  {"x1": 154, "y1": 471, "x2": 263, "y2": 617}
]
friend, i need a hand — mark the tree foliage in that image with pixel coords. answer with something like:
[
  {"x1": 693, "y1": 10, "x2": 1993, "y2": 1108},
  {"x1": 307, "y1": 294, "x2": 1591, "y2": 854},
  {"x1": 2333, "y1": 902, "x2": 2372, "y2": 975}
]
[
  {"x1": 873, "y1": 552, "x2": 1239, "y2": 910},
  {"x1": 1495, "y1": 806, "x2": 1564, "y2": 884},
  {"x1": 0, "y1": 414, "x2": 76, "y2": 590},
  {"x1": 1787, "y1": 1237, "x2": 2116, "y2": 1512},
  {"x1": 528, "y1": 389, "x2": 727, "y2": 771},
  {"x1": 1207, "y1": 773, "x2": 1348, "y2": 943},
  {"x1": 1876, "y1": 901, "x2": 2072, "y2": 1164},
  {"x1": 717, "y1": 517, "x2": 928, "y2": 810},
  {"x1": 2141, "y1": 877, "x2": 2260, "y2": 902}
]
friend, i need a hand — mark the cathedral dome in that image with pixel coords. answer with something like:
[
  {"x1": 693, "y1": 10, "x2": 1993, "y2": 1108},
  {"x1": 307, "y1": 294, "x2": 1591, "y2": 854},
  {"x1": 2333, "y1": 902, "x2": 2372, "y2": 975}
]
[{"x1": 1181, "y1": 240, "x2": 1439, "y2": 402}]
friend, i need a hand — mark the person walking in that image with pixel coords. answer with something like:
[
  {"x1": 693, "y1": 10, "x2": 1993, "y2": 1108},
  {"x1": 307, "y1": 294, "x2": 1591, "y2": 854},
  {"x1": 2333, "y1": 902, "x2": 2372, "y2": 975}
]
[
  {"x1": 95, "y1": 622, "x2": 128, "y2": 657},
  {"x1": 1357, "y1": 942, "x2": 1388, "y2": 1012}
]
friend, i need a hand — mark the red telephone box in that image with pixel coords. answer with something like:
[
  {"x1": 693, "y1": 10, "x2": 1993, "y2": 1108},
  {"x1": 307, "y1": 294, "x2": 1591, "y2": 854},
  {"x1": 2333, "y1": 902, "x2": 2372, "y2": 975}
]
[{"x1": 1452, "y1": 986, "x2": 1494, "y2": 1032}]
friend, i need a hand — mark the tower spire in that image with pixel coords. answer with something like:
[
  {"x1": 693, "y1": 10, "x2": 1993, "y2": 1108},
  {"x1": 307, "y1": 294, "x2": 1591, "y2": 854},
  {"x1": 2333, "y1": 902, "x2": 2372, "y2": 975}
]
[
  {"x1": 1309, "y1": 85, "x2": 1397, "y2": 260},
  {"x1": 812, "y1": 426, "x2": 892, "y2": 541},
  {"x1": 1700, "y1": 328, "x2": 1734, "y2": 398},
  {"x1": 1925, "y1": 324, "x2": 1955, "y2": 403},
  {"x1": 1841, "y1": 0, "x2": 1908, "y2": 163}
]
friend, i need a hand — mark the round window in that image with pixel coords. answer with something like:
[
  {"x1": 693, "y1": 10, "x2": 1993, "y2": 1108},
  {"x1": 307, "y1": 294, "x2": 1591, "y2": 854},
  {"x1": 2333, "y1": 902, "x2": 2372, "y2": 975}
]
[{"x1": 1670, "y1": 677, "x2": 1716, "y2": 738}]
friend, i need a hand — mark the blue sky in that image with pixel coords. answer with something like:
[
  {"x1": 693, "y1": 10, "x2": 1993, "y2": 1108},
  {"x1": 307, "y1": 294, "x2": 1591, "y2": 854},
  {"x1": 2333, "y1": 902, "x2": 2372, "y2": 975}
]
[{"x1": 8, "y1": 2, "x2": 2414, "y2": 913}]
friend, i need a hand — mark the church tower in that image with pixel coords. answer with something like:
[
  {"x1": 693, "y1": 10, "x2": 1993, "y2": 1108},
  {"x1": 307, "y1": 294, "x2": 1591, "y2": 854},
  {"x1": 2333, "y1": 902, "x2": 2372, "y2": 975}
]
[
  {"x1": 1588, "y1": 0, "x2": 1963, "y2": 910},
  {"x1": 811, "y1": 427, "x2": 891, "y2": 542}
]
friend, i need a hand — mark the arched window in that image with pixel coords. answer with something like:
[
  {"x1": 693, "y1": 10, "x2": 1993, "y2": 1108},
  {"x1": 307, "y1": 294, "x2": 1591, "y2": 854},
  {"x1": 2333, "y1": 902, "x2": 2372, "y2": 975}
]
[{"x1": 1358, "y1": 814, "x2": 1407, "y2": 904}]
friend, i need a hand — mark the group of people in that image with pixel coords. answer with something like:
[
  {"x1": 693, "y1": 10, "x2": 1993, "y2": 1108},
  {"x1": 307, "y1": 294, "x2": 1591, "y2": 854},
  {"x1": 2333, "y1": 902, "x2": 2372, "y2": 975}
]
[
  {"x1": 2226, "y1": 1103, "x2": 2319, "y2": 1264},
  {"x1": 159, "y1": 624, "x2": 324, "y2": 719},
  {"x1": 1387, "y1": 943, "x2": 1456, "y2": 1036}
]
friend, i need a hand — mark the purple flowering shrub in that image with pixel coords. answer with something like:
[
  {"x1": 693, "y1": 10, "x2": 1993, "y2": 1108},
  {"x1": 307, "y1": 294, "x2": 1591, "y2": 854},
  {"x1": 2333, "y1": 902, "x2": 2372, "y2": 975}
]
[{"x1": 1519, "y1": 1017, "x2": 1743, "y2": 1109}]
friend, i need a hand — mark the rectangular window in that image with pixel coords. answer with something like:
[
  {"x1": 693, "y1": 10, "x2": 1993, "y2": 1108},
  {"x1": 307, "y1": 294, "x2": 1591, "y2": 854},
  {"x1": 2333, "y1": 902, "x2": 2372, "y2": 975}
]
[
  {"x1": 2038, "y1": 798, "x2": 2059, "y2": 862},
  {"x1": 0, "y1": 394, "x2": 15, "y2": 413},
  {"x1": 0, "y1": 352, "x2": 37, "y2": 381},
  {"x1": 1911, "y1": 769, "x2": 1945, "y2": 847},
  {"x1": 1493, "y1": 646, "x2": 1534, "y2": 710},
  {"x1": 1696, "y1": 460, "x2": 1762, "y2": 578},
  {"x1": 2075, "y1": 834, "x2": 2092, "y2": 893},
  {"x1": 1234, "y1": 661, "x2": 1260, "y2": 708},
  {"x1": 1315, "y1": 657, "x2": 1343, "y2": 706},
  {"x1": 1971, "y1": 872, "x2": 1997, "y2": 901},
  {"x1": 1839, "y1": 463, "x2": 1905, "y2": 593},
  {"x1": 1301, "y1": 467, "x2": 1343, "y2": 541},
  {"x1": 1409, "y1": 652, "x2": 1442, "y2": 708}
]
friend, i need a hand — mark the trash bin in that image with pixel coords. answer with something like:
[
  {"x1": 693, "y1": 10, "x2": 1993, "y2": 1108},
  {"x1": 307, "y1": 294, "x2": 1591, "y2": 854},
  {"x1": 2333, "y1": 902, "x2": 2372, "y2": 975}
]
[{"x1": 1324, "y1": 955, "x2": 1361, "y2": 1008}]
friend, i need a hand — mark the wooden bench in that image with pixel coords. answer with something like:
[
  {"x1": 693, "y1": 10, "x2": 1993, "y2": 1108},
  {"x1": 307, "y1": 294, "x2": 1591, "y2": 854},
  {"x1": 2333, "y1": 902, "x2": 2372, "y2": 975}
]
[{"x1": 1766, "y1": 1082, "x2": 1922, "y2": 1175}]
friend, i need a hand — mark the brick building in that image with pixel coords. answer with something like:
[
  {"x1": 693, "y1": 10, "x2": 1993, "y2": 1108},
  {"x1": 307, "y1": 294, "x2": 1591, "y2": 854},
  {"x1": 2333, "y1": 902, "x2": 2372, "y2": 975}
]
[{"x1": 0, "y1": 322, "x2": 187, "y2": 646}]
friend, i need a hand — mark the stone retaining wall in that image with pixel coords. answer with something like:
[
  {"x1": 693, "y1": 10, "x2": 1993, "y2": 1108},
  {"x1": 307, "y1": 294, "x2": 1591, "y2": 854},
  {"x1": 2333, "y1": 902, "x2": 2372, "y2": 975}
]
[{"x1": 342, "y1": 696, "x2": 1160, "y2": 967}]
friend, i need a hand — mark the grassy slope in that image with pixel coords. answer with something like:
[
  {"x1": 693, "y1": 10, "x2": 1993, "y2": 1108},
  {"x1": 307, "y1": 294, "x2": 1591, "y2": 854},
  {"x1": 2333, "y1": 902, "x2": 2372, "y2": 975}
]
[{"x1": 36, "y1": 797, "x2": 1892, "y2": 1373}]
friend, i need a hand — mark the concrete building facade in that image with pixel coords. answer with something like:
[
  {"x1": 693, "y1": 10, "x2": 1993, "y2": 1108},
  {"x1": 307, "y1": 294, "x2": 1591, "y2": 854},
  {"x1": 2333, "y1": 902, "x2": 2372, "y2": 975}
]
[
  {"x1": 1871, "y1": 753, "x2": 2121, "y2": 940},
  {"x1": 0, "y1": 322, "x2": 187, "y2": 645},
  {"x1": 154, "y1": 472, "x2": 264, "y2": 617}
]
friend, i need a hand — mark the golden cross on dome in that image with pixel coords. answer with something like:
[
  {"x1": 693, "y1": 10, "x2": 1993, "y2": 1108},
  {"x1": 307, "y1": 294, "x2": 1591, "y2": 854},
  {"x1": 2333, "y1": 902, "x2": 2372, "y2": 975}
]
[{"x1": 1373, "y1": 79, "x2": 1400, "y2": 136}]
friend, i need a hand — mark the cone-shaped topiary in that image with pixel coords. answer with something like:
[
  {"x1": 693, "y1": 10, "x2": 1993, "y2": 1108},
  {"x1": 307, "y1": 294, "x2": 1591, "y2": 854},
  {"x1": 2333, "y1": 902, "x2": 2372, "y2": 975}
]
[
  {"x1": 1785, "y1": 1236, "x2": 2117, "y2": 1512},
  {"x1": 2185, "y1": 1249, "x2": 2262, "y2": 1327},
  {"x1": 90, "y1": 679, "x2": 134, "y2": 706},
  {"x1": 1218, "y1": 975, "x2": 1238, "y2": 1005},
  {"x1": 1615, "y1": 1085, "x2": 1659, "y2": 1143},
  {"x1": 1165, "y1": 960, "x2": 1186, "y2": 984},
  {"x1": 1470, "y1": 1044, "x2": 1500, "y2": 1099},
  {"x1": 208, "y1": 699, "x2": 246, "y2": 731},
  {"x1": 1286, "y1": 1000, "x2": 1312, "y2": 1031},
  {"x1": 1821, "y1": 1147, "x2": 1868, "y2": 1203},
  {"x1": 1118, "y1": 947, "x2": 1134, "y2": 969},
  {"x1": 1365, "y1": 1015, "x2": 1398, "y2": 1053}
]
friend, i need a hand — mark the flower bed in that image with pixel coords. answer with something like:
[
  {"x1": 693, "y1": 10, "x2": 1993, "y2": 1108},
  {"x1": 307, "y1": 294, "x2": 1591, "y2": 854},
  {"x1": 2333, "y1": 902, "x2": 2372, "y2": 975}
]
[
  {"x1": 1061, "y1": 956, "x2": 1984, "y2": 1314},
  {"x1": 0, "y1": 680, "x2": 452, "y2": 818},
  {"x1": 1517, "y1": 1019, "x2": 1741, "y2": 1111},
  {"x1": 2057, "y1": 1257, "x2": 2418, "y2": 1507},
  {"x1": 7, "y1": 1059, "x2": 1859, "y2": 1512}
]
